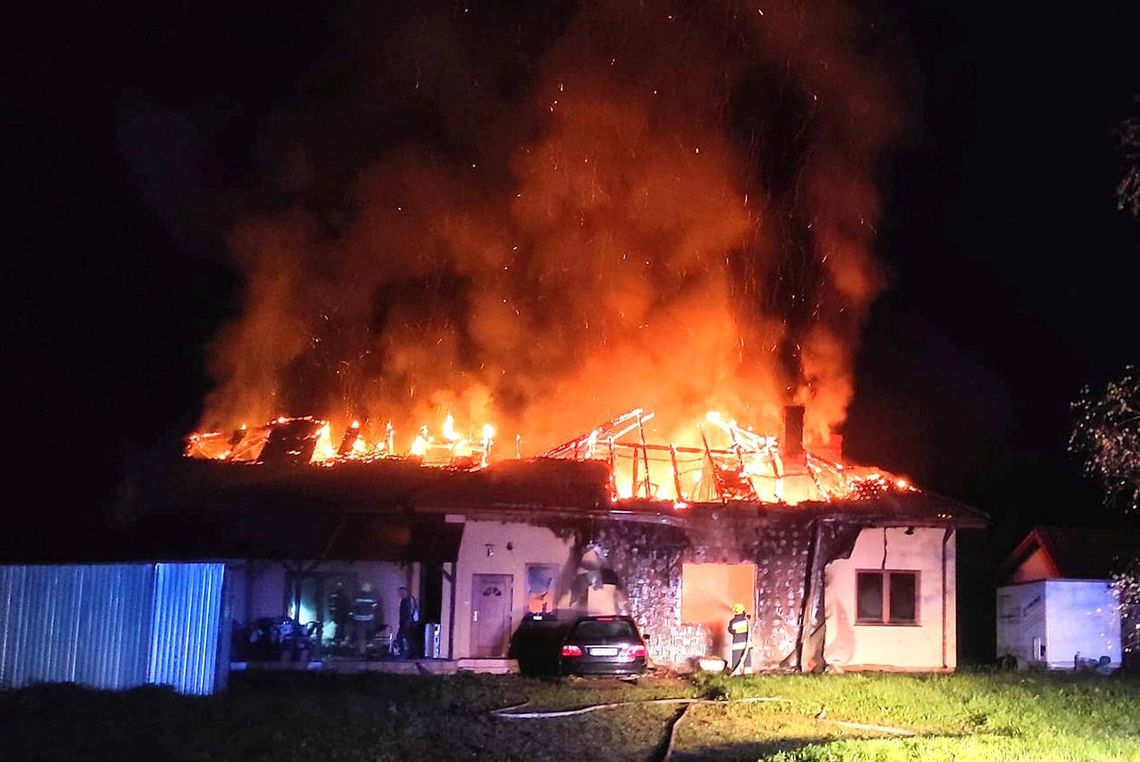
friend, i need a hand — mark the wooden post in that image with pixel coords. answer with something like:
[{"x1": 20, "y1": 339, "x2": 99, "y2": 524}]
[
  {"x1": 728, "y1": 425, "x2": 747, "y2": 472},
  {"x1": 637, "y1": 412, "x2": 651, "y2": 498},
  {"x1": 608, "y1": 437, "x2": 618, "y2": 499},
  {"x1": 630, "y1": 444, "x2": 640, "y2": 498},
  {"x1": 699, "y1": 427, "x2": 724, "y2": 503},
  {"x1": 669, "y1": 444, "x2": 684, "y2": 501}
]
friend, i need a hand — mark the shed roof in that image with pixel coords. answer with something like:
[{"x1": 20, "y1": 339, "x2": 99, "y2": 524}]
[{"x1": 998, "y1": 526, "x2": 1140, "y2": 582}]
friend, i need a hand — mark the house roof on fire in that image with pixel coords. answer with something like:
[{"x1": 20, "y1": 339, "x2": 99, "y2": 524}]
[
  {"x1": 136, "y1": 455, "x2": 985, "y2": 524},
  {"x1": 3, "y1": 456, "x2": 984, "y2": 565}
]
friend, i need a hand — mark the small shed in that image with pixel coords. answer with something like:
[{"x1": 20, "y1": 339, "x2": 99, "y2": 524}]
[{"x1": 995, "y1": 527, "x2": 1137, "y2": 670}]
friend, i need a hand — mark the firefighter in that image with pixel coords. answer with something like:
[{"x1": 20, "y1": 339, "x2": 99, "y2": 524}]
[
  {"x1": 350, "y1": 582, "x2": 378, "y2": 656},
  {"x1": 727, "y1": 602, "x2": 752, "y2": 675}
]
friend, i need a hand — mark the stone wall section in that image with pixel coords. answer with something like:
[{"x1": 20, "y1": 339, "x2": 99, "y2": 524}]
[{"x1": 586, "y1": 512, "x2": 816, "y2": 669}]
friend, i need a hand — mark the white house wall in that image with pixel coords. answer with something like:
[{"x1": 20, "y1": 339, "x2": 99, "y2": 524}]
[
  {"x1": 823, "y1": 527, "x2": 956, "y2": 670},
  {"x1": 445, "y1": 520, "x2": 575, "y2": 660},
  {"x1": 996, "y1": 581, "x2": 1047, "y2": 667},
  {"x1": 1042, "y1": 579, "x2": 1121, "y2": 669}
]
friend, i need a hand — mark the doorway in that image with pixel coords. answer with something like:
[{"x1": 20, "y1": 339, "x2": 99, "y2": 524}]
[{"x1": 470, "y1": 574, "x2": 512, "y2": 657}]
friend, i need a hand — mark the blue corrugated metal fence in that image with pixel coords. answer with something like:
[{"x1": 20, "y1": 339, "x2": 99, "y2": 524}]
[{"x1": 0, "y1": 563, "x2": 226, "y2": 695}]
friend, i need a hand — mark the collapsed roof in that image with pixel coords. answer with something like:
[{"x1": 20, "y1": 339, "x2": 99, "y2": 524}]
[{"x1": 182, "y1": 407, "x2": 935, "y2": 508}]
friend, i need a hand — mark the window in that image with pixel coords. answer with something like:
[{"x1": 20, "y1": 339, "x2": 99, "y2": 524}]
[
  {"x1": 525, "y1": 564, "x2": 559, "y2": 614},
  {"x1": 856, "y1": 571, "x2": 918, "y2": 625},
  {"x1": 998, "y1": 594, "x2": 1019, "y2": 620},
  {"x1": 572, "y1": 618, "x2": 637, "y2": 640}
]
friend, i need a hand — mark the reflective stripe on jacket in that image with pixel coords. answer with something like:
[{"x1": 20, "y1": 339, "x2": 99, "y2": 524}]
[{"x1": 728, "y1": 614, "x2": 749, "y2": 642}]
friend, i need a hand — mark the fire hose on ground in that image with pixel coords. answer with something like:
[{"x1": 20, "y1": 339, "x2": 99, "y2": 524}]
[
  {"x1": 490, "y1": 694, "x2": 789, "y2": 719},
  {"x1": 490, "y1": 694, "x2": 916, "y2": 754}
]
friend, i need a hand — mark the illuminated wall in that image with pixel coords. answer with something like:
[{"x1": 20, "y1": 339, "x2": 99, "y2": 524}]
[
  {"x1": 823, "y1": 527, "x2": 956, "y2": 670},
  {"x1": 997, "y1": 579, "x2": 1121, "y2": 670},
  {"x1": 445, "y1": 520, "x2": 575, "y2": 660}
]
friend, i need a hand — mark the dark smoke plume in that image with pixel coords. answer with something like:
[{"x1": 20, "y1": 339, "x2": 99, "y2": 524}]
[{"x1": 200, "y1": 0, "x2": 911, "y2": 451}]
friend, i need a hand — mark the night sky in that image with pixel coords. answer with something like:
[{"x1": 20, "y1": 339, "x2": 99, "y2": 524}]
[{"x1": 10, "y1": 0, "x2": 1138, "y2": 571}]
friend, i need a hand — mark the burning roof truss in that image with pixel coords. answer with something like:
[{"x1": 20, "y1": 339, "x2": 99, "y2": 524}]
[
  {"x1": 540, "y1": 408, "x2": 915, "y2": 506},
  {"x1": 185, "y1": 414, "x2": 495, "y2": 471},
  {"x1": 186, "y1": 407, "x2": 917, "y2": 506}
]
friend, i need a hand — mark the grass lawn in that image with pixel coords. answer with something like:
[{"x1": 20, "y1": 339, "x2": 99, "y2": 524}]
[{"x1": 1, "y1": 670, "x2": 1137, "y2": 761}]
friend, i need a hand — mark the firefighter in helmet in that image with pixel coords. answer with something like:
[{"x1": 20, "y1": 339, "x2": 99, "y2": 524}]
[{"x1": 727, "y1": 602, "x2": 752, "y2": 675}]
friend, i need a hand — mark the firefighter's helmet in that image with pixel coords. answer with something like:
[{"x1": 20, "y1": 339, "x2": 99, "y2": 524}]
[{"x1": 732, "y1": 602, "x2": 745, "y2": 615}]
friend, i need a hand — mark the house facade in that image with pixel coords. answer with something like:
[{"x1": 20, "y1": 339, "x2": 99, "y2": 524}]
[
  {"x1": 113, "y1": 416, "x2": 986, "y2": 675},
  {"x1": 430, "y1": 504, "x2": 966, "y2": 672}
]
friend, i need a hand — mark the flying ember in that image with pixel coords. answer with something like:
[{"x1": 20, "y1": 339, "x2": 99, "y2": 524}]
[{"x1": 187, "y1": 0, "x2": 911, "y2": 507}]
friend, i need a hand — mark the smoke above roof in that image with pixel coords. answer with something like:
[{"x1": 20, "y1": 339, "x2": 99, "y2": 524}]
[{"x1": 198, "y1": 0, "x2": 912, "y2": 452}]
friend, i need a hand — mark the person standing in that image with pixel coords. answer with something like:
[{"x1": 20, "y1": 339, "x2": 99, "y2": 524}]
[
  {"x1": 727, "y1": 602, "x2": 752, "y2": 675},
  {"x1": 396, "y1": 586, "x2": 420, "y2": 658},
  {"x1": 351, "y1": 582, "x2": 378, "y2": 656}
]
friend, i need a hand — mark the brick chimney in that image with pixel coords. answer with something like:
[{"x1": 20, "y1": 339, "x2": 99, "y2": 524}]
[{"x1": 783, "y1": 405, "x2": 804, "y2": 456}]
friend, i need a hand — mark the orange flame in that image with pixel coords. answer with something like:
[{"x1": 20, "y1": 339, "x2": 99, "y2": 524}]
[{"x1": 191, "y1": 0, "x2": 908, "y2": 484}]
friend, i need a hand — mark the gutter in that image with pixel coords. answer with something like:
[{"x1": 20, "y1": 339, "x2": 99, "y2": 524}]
[
  {"x1": 941, "y1": 526, "x2": 952, "y2": 670},
  {"x1": 794, "y1": 517, "x2": 826, "y2": 672}
]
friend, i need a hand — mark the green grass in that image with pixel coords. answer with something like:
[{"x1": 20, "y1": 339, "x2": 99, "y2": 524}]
[
  {"x1": 0, "y1": 670, "x2": 1137, "y2": 761},
  {"x1": 686, "y1": 671, "x2": 1140, "y2": 761}
]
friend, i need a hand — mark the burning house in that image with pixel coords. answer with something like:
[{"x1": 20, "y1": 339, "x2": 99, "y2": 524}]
[
  {"x1": 107, "y1": 0, "x2": 987, "y2": 675},
  {"x1": 135, "y1": 403, "x2": 986, "y2": 673}
]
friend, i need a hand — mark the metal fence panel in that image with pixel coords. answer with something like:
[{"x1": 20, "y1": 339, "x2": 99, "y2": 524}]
[
  {"x1": 0, "y1": 563, "x2": 225, "y2": 695},
  {"x1": 148, "y1": 563, "x2": 225, "y2": 695}
]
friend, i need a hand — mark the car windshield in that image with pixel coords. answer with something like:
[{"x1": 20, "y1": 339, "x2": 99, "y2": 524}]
[{"x1": 572, "y1": 619, "x2": 637, "y2": 641}]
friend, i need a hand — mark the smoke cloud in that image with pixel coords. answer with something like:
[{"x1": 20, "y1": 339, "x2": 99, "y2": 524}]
[{"x1": 199, "y1": 0, "x2": 909, "y2": 452}]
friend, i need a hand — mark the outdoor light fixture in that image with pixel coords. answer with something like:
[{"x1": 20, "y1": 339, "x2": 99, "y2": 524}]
[{"x1": 485, "y1": 543, "x2": 495, "y2": 557}]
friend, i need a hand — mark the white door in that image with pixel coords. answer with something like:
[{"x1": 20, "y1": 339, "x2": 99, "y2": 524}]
[{"x1": 471, "y1": 574, "x2": 512, "y2": 657}]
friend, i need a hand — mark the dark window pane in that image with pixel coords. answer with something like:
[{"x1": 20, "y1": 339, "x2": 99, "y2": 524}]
[
  {"x1": 889, "y1": 573, "x2": 917, "y2": 624},
  {"x1": 856, "y1": 573, "x2": 883, "y2": 622}
]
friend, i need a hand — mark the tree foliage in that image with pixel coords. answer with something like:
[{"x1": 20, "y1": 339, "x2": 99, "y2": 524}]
[
  {"x1": 1072, "y1": 368, "x2": 1140, "y2": 657},
  {"x1": 1117, "y1": 106, "x2": 1140, "y2": 217},
  {"x1": 1070, "y1": 367, "x2": 1140, "y2": 513},
  {"x1": 1117, "y1": 556, "x2": 1140, "y2": 658}
]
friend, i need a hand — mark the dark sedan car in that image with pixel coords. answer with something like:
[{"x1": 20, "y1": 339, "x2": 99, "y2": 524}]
[{"x1": 559, "y1": 615, "x2": 648, "y2": 678}]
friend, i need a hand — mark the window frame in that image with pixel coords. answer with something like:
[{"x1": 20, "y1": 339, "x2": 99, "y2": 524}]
[{"x1": 855, "y1": 569, "x2": 920, "y2": 626}]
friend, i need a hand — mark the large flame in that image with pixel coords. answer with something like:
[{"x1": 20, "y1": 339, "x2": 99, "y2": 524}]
[{"x1": 193, "y1": 1, "x2": 910, "y2": 471}]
